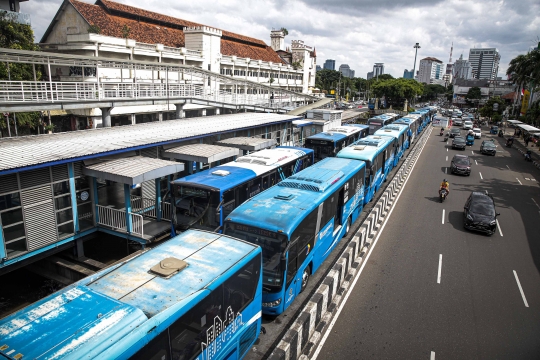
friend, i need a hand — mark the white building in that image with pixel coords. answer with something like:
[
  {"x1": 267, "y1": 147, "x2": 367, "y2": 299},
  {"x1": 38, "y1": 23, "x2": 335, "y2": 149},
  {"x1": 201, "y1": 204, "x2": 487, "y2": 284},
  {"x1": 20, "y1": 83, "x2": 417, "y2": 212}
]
[
  {"x1": 453, "y1": 54, "x2": 473, "y2": 82},
  {"x1": 417, "y1": 57, "x2": 444, "y2": 84},
  {"x1": 468, "y1": 48, "x2": 500, "y2": 80},
  {"x1": 0, "y1": 0, "x2": 30, "y2": 25},
  {"x1": 39, "y1": 0, "x2": 316, "y2": 127}
]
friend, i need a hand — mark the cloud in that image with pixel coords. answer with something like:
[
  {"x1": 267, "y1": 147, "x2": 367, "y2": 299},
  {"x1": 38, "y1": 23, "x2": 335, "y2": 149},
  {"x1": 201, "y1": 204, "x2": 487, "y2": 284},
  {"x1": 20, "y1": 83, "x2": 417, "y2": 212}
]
[{"x1": 21, "y1": 0, "x2": 540, "y2": 79}]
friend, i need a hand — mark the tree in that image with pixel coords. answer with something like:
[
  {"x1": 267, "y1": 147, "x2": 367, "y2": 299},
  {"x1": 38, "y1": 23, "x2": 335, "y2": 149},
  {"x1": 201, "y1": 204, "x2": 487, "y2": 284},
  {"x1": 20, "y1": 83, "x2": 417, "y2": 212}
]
[
  {"x1": 479, "y1": 97, "x2": 505, "y2": 119},
  {"x1": 315, "y1": 69, "x2": 341, "y2": 93},
  {"x1": 0, "y1": 12, "x2": 42, "y2": 136},
  {"x1": 121, "y1": 25, "x2": 131, "y2": 39},
  {"x1": 280, "y1": 27, "x2": 289, "y2": 36},
  {"x1": 291, "y1": 61, "x2": 302, "y2": 70},
  {"x1": 507, "y1": 48, "x2": 540, "y2": 118},
  {"x1": 465, "y1": 86, "x2": 482, "y2": 105},
  {"x1": 87, "y1": 24, "x2": 101, "y2": 34},
  {"x1": 422, "y1": 84, "x2": 446, "y2": 100},
  {"x1": 371, "y1": 78, "x2": 423, "y2": 107}
]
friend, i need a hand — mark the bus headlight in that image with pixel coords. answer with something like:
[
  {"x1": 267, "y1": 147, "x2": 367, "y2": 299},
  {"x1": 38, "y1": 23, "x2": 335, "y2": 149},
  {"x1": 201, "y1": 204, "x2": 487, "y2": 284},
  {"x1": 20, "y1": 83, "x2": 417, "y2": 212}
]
[{"x1": 262, "y1": 299, "x2": 282, "y2": 308}]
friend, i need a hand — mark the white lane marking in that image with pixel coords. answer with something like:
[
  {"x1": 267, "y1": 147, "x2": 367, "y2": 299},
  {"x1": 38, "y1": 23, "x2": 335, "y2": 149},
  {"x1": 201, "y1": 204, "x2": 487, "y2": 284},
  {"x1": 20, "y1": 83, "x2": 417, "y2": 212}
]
[
  {"x1": 447, "y1": 148, "x2": 448, "y2": 152},
  {"x1": 311, "y1": 133, "x2": 428, "y2": 360},
  {"x1": 445, "y1": 156, "x2": 448, "y2": 161},
  {"x1": 437, "y1": 254, "x2": 443, "y2": 284},
  {"x1": 513, "y1": 270, "x2": 529, "y2": 307},
  {"x1": 472, "y1": 150, "x2": 474, "y2": 155},
  {"x1": 506, "y1": 165, "x2": 510, "y2": 169},
  {"x1": 496, "y1": 219, "x2": 503, "y2": 237},
  {"x1": 475, "y1": 160, "x2": 478, "y2": 165},
  {"x1": 532, "y1": 179, "x2": 537, "y2": 181},
  {"x1": 525, "y1": 178, "x2": 530, "y2": 181},
  {"x1": 479, "y1": 172, "x2": 483, "y2": 180},
  {"x1": 442, "y1": 209, "x2": 445, "y2": 224},
  {"x1": 431, "y1": 351, "x2": 436, "y2": 360},
  {"x1": 516, "y1": 178, "x2": 522, "y2": 185},
  {"x1": 445, "y1": 168, "x2": 447, "y2": 174},
  {"x1": 532, "y1": 198, "x2": 540, "y2": 209}
]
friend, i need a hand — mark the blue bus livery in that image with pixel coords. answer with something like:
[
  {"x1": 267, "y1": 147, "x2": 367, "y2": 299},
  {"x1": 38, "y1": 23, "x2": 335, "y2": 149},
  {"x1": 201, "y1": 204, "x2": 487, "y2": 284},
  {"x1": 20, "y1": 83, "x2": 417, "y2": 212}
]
[
  {"x1": 393, "y1": 117, "x2": 417, "y2": 144},
  {"x1": 305, "y1": 125, "x2": 369, "y2": 162},
  {"x1": 409, "y1": 109, "x2": 430, "y2": 130},
  {"x1": 170, "y1": 147, "x2": 313, "y2": 233},
  {"x1": 337, "y1": 135, "x2": 395, "y2": 204},
  {"x1": 396, "y1": 114, "x2": 422, "y2": 137},
  {"x1": 374, "y1": 124, "x2": 410, "y2": 165},
  {"x1": 366, "y1": 113, "x2": 401, "y2": 134},
  {"x1": 0, "y1": 230, "x2": 262, "y2": 360},
  {"x1": 223, "y1": 158, "x2": 366, "y2": 315}
]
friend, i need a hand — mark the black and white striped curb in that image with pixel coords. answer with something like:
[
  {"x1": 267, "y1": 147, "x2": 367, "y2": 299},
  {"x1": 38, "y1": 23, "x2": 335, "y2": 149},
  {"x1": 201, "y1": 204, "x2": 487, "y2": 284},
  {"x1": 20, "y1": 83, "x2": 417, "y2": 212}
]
[
  {"x1": 268, "y1": 126, "x2": 432, "y2": 360},
  {"x1": 515, "y1": 146, "x2": 540, "y2": 169}
]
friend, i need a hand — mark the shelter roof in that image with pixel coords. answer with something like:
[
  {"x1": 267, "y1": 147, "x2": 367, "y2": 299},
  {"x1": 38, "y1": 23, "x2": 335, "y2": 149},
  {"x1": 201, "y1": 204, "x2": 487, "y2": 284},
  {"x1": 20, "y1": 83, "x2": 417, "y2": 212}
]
[{"x1": 163, "y1": 144, "x2": 241, "y2": 163}]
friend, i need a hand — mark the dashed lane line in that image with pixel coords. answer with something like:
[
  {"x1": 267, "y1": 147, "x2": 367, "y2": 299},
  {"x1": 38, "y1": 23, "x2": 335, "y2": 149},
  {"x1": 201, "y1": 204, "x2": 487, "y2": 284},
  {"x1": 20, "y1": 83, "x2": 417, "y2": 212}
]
[
  {"x1": 513, "y1": 270, "x2": 529, "y2": 307},
  {"x1": 496, "y1": 219, "x2": 503, "y2": 237},
  {"x1": 516, "y1": 178, "x2": 522, "y2": 185},
  {"x1": 479, "y1": 172, "x2": 483, "y2": 180},
  {"x1": 442, "y1": 209, "x2": 445, "y2": 224},
  {"x1": 437, "y1": 254, "x2": 443, "y2": 284}
]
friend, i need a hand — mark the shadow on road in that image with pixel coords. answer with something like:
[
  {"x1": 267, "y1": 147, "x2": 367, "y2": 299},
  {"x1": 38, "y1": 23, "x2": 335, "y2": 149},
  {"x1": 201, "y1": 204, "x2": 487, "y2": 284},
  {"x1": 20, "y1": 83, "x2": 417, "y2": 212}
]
[{"x1": 425, "y1": 196, "x2": 442, "y2": 203}]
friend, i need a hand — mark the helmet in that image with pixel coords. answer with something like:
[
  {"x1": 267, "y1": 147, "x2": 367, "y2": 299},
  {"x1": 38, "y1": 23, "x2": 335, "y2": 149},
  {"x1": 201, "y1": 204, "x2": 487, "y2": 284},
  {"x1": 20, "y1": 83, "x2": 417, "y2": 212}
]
[{"x1": 443, "y1": 179, "x2": 447, "y2": 182}]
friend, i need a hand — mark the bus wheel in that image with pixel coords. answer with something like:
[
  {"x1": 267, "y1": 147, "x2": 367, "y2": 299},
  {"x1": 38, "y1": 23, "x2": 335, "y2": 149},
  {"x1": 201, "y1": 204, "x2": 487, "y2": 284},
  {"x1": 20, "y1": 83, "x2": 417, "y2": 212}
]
[
  {"x1": 301, "y1": 266, "x2": 311, "y2": 292},
  {"x1": 344, "y1": 216, "x2": 351, "y2": 236}
]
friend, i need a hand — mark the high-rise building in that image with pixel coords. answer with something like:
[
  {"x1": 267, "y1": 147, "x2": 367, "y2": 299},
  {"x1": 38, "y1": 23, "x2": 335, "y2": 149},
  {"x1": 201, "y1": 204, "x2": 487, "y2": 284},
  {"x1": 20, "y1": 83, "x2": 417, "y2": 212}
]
[
  {"x1": 468, "y1": 48, "x2": 500, "y2": 80},
  {"x1": 403, "y1": 69, "x2": 414, "y2": 79},
  {"x1": 339, "y1": 64, "x2": 355, "y2": 78},
  {"x1": 453, "y1": 54, "x2": 473, "y2": 82},
  {"x1": 445, "y1": 42, "x2": 454, "y2": 83},
  {"x1": 373, "y1": 63, "x2": 384, "y2": 78},
  {"x1": 316, "y1": 65, "x2": 322, "y2": 72},
  {"x1": 323, "y1": 59, "x2": 336, "y2": 70},
  {"x1": 417, "y1": 57, "x2": 444, "y2": 84},
  {"x1": 367, "y1": 71, "x2": 374, "y2": 80}
]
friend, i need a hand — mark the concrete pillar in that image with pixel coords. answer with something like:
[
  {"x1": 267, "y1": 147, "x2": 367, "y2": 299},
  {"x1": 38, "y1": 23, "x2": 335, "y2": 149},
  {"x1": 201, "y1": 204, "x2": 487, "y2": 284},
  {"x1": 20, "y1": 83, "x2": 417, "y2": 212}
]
[
  {"x1": 155, "y1": 178, "x2": 162, "y2": 221},
  {"x1": 101, "y1": 107, "x2": 112, "y2": 127},
  {"x1": 158, "y1": 112, "x2": 163, "y2": 122},
  {"x1": 215, "y1": 108, "x2": 220, "y2": 115},
  {"x1": 199, "y1": 109, "x2": 207, "y2": 117},
  {"x1": 175, "y1": 104, "x2": 184, "y2": 119},
  {"x1": 131, "y1": 114, "x2": 136, "y2": 125},
  {"x1": 124, "y1": 184, "x2": 132, "y2": 234},
  {"x1": 68, "y1": 163, "x2": 79, "y2": 234}
]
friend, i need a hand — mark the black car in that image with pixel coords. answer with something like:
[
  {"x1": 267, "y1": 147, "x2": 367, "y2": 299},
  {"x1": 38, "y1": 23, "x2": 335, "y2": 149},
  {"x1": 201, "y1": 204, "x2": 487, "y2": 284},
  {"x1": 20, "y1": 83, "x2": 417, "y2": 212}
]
[
  {"x1": 464, "y1": 191, "x2": 500, "y2": 235},
  {"x1": 480, "y1": 140, "x2": 497, "y2": 155},
  {"x1": 449, "y1": 128, "x2": 461, "y2": 138},
  {"x1": 451, "y1": 154, "x2": 471, "y2": 175},
  {"x1": 452, "y1": 136, "x2": 466, "y2": 150}
]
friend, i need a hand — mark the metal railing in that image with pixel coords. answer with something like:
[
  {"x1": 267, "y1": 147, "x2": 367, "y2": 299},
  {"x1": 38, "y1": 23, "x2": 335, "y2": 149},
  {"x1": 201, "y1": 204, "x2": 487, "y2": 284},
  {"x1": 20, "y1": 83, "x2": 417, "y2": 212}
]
[
  {"x1": 96, "y1": 205, "x2": 126, "y2": 231},
  {"x1": 130, "y1": 195, "x2": 157, "y2": 218},
  {"x1": 161, "y1": 201, "x2": 173, "y2": 221},
  {"x1": 130, "y1": 213, "x2": 144, "y2": 237}
]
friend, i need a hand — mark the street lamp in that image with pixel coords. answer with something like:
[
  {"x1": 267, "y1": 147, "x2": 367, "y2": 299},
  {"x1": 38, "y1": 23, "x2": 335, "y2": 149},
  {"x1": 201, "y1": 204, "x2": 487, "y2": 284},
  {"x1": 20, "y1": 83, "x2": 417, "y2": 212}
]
[{"x1": 412, "y1": 43, "x2": 421, "y2": 79}]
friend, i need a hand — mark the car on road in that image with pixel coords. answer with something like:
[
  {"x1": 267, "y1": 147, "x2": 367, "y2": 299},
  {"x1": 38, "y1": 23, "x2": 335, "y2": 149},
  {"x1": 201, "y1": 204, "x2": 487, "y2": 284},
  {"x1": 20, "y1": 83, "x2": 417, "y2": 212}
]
[
  {"x1": 463, "y1": 120, "x2": 473, "y2": 130},
  {"x1": 452, "y1": 118, "x2": 463, "y2": 126},
  {"x1": 464, "y1": 191, "x2": 500, "y2": 236},
  {"x1": 449, "y1": 128, "x2": 461, "y2": 138},
  {"x1": 451, "y1": 154, "x2": 471, "y2": 175},
  {"x1": 472, "y1": 128, "x2": 482, "y2": 138},
  {"x1": 452, "y1": 136, "x2": 466, "y2": 150},
  {"x1": 480, "y1": 139, "x2": 497, "y2": 155}
]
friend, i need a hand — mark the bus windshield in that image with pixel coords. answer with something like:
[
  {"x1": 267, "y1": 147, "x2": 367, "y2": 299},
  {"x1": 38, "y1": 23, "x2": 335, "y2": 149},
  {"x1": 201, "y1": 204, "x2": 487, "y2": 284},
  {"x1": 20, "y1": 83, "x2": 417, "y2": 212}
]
[
  {"x1": 305, "y1": 139, "x2": 335, "y2": 162},
  {"x1": 367, "y1": 119, "x2": 384, "y2": 134},
  {"x1": 224, "y1": 223, "x2": 287, "y2": 291},
  {"x1": 173, "y1": 185, "x2": 220, "y2": 231}
]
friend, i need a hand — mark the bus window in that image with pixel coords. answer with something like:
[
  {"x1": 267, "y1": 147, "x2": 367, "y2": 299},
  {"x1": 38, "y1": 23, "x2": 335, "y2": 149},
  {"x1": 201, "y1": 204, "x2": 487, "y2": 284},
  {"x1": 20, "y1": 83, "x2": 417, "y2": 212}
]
[
  {"x1": 169, "y1": 289, "x2": 224, "y2": 360},
  {"x1": 222, "y1": 190, "x2": 235, "y2": 219},
  {"x1": 132, "y1": 330, "x2": 171, "y2": 360},
  {"x1": 292, "y1": 210, "x2": 317, "y2": 266},
  {"x1": 321, "y1": 194, "x2": 337, "y2": 229},
  {"x1": 249, "y1": 180, "x2": 261, "y2": 198},
  {"x1": 269, "y1": 171, "x2": 277, "y2": 186},
  {"x1": 262, "y1": 175, "x2": 269, "y2": 190},
  {"x1": 235, "y1": 183, "x2": 249, "y2": 205},
  {"x1": 223, "y1": 256, "x2": 261, "y2": 314},
  {"x1": 286, "y1": 242, "x2": 298, "y2": 289}
]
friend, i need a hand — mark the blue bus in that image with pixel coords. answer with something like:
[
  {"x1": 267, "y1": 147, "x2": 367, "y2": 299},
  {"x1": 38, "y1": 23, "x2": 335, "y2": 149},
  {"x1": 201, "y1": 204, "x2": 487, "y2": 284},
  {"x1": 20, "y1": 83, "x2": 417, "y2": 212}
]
[
  {"x1": 368, "y1": 98, "x2": 376, "y2": 110},
  {"x1": 304, "y1": 125, "x2": 369, "y2": 162},
  {"x1": 366, "y1": 113, "x2": 401, "y2": 134},
  {"x1": 223, "y1": 158, "x2": 366, "y2": 315},
  {"x1": 374, "y1": 124, "x2": 410, "y2": 165},
  {"x1": 410, "y1": 109, "x2": 430, "y2": 131},
  {"x1": 394, "y1": 117, "x2": 418, "y2": 144},
  {"x1": 337, "y1": 135, "x2": 395, "y2": 204},
  {"x1": 169, "y1": 147, "x2": 313, "y2": 233},
  {"x1": 0, "y1": 230, "x2": 262, "y2": 360}
]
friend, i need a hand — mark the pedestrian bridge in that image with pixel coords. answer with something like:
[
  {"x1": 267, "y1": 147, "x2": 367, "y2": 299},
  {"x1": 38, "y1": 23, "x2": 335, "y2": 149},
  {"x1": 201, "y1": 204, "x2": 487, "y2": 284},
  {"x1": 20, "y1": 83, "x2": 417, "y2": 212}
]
[{"x1": 0, "y1": 48, "x2": 320, "y2": 115}]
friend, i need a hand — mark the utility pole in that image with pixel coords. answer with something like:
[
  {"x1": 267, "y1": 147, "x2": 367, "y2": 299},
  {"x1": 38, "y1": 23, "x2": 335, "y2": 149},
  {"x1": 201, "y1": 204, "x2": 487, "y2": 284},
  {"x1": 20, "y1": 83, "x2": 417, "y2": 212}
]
[{"x1": 413, "y1": 43, "x2": 421, "y2": 79}]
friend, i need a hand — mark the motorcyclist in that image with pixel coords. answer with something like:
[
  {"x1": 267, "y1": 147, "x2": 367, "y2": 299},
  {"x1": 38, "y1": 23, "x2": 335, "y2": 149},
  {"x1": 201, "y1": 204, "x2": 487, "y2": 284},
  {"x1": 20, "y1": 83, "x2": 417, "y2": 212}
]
[
  {"x1": 440, "y1": 179, "x2": 450, "y2": 196},
  {"x1": 506, "y1": 137, "x2": 514, "y2": 147},
  {"x1": 440, "y1": 127, "x2": 445, "y2": 136}
]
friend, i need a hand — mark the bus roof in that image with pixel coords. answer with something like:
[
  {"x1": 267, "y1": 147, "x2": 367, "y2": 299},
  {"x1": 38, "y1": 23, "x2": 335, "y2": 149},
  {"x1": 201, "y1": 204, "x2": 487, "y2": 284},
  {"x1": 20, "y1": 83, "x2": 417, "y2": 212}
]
[
  {"x1": 226, "y1": 158, "x2": 364, "y2": 235},
  {"x1": 306, "y1": 131, "x2": 348, "y2": 142},
  {"x1": 0, "y1": 230, "x2": 258, "y2": 359},
  {"x1": 343, "y1": 124, "x2": 369, "y2": 130},
  {"x1": 173, "y1": 147, "x2": 311, "y2": 191},
  {"x1": 374, "y1": 124, "x2": 409, "y2": 139},
  {"x1": 337, "y1": 135, "x2": 394, "y2": 162}
]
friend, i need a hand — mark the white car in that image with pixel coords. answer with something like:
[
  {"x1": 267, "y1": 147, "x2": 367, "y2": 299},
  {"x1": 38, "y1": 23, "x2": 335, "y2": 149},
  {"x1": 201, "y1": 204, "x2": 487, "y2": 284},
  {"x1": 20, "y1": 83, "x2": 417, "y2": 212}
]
[
  {"x1": 463, "y1": 120, "x2": 473, "y2": 130},
  {"x1": 472, "y1": 128, "x2": 482, "y2": 138}
]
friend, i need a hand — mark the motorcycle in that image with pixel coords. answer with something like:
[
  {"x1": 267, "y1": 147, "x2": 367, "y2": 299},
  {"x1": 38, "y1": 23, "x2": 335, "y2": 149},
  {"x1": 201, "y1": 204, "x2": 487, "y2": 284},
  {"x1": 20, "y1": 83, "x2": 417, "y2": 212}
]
[
  {"x1": 439, "y1": 188, "x2": 448, "y2": 202},
  {"x1": 498, "y1": 130, "x2": 503, "y2": 137},
  {"x1": 525, "y1": 150, "x2": 532, "y2": 162},
  {"x1": 506, "y1": 138, "x2": 514, "y2": 148},
  {"x1": 444, "y1": 133, "x2": 449, "y2": 142},
  {"x1": 440, "y1": 129, "x2": 444, "y2": 136}
]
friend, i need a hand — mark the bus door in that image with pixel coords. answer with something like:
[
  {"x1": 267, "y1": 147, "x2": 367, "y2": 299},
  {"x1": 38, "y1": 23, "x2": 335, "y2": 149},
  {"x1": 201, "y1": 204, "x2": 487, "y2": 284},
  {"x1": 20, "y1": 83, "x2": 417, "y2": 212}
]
[
  {"x1": 262, "y1": 174, "x2": 270, "y2": 190},
  {"x1": 382, "y1": 149, "x2": 387, "y2": 174}
]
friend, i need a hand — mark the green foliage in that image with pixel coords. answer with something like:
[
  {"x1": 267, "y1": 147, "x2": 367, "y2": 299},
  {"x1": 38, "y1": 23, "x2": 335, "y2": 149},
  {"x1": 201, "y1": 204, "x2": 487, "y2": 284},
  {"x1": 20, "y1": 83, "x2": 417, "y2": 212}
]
[
  {"x1": 376, "y1": 74, "x2": 394, "y2": 81},
  {"x1": 291, "y1": 61, "x2": 302, "y2": 70},
  {"x1": 280, "y1": 28, "x2": 289, "y2": 36},
  {"x1": 507, "y1": 49, "x2": 540, "y2": 89},
  {"x1": 87, "y1": 24, "x2": 101, "y2": 34},
  {"x1": 422, "y1": 84, "x2": 446, "y2": 100},
  {"x1": 479, "y1": 97, "x2": 505, "y2": 118},
  {"x1": 466, "y1": 87, "x2": 482, "y2": 101},
  {"x1": 370, "y1": 78, "x2": 424, "y2": 106},
  {"x1": 523, "y1": 100, "x2": 540, "y2": 125},
  {"x1": 121, "y1": 25, "x2": 130, "y2": 39},
  {"x1": 315, "y1": 69, "x2": 341, "y2": 92}
]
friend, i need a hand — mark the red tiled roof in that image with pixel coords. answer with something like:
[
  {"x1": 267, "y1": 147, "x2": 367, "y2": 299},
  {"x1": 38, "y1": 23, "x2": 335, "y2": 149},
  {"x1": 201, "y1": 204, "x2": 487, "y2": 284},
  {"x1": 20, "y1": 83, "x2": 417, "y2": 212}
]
[{"x1": 69, "y1": 0, "x2": 284, "y2": 63}]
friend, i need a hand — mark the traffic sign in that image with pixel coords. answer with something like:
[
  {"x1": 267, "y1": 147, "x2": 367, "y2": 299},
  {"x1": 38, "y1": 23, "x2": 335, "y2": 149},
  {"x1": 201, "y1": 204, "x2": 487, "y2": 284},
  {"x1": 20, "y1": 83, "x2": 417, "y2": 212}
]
[{"x1": 493, "y1": 103, "x2": 499, "y2": 111}]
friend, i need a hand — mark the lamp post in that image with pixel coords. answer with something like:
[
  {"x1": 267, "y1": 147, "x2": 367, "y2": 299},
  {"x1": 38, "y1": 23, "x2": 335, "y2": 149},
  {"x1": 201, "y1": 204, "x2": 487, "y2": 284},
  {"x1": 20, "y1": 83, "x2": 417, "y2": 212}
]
[{"x1": 412, "y1": 43, "x2": 421, "y2": 79}]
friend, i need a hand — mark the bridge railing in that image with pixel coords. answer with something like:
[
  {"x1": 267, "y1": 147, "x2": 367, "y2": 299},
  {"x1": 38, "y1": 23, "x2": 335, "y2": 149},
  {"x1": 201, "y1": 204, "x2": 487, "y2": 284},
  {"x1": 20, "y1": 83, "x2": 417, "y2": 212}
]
[{"x1": 0, "y1": 80, "x2": 304, "y2": 109}]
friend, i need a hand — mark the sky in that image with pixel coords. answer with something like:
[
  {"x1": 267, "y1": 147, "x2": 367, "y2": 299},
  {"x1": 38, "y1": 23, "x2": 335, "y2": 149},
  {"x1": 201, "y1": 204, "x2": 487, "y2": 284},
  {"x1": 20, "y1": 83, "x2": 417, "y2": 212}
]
[{"x1": 22, "y1": 0, "x2": 540, "y2": 79}]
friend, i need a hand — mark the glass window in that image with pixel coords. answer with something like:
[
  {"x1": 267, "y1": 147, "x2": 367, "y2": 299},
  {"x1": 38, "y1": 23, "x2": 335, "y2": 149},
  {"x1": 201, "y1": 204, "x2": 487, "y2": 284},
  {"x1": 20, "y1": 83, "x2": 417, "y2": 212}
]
[
  {"x1": 131, "y1": 329, "x2": 171, "y2": 360},
  {"x1": 56, "y1": 209, "x2": 73, "y2": 224},
  {"x1": 169, "y1": 288, "x2": 224, "y2": 360},
  {"x1": 1, "y1": 208, "x2": 23, "y2": 226},
  {"x1": 3, "y1": 222, "x2": 25, "y2": 242},
  {"x1": 223, "y1": 256, "x2": 261, "y2": 315},
  {"x1": 78, "y1": 203, "x2": 94, "y2": 231},
  {"x1": 57, "y1": 222, "x2": 74, "y2": 238},
  {"x1": 0, "y1": 193, "x2": 21, "y2": 211},
  {"x1": 55, "y1": 195, "x2": 72, "y2": 210},
  {"x1": 286, "y1": 242, "x2": 298, "y2": 288},
  {"x1": 75, "y1": 177, "x2": 90, "y2": 191},
  {"x1": 53, "y1": 181, "x2": 70, "y2": 196},
  {"x1": 6, "y1": 239, "x2": 27, "y2": 258},
  {"x1": 320, "y1": 195, "x2": 336, "y2": 228}
]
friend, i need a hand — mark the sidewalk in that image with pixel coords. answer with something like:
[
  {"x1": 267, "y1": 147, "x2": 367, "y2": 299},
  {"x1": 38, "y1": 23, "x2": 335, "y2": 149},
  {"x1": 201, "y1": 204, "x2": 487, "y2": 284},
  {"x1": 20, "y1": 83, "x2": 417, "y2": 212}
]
[{"x1": 500, "y1": 127, "x2": 540, "y2": 170}]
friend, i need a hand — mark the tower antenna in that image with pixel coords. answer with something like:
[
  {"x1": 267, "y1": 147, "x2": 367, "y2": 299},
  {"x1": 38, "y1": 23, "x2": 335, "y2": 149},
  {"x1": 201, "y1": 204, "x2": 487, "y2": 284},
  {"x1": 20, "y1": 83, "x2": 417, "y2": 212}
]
[{"x1": 449, "y1": 42, "x2": 453, "y2": 63}]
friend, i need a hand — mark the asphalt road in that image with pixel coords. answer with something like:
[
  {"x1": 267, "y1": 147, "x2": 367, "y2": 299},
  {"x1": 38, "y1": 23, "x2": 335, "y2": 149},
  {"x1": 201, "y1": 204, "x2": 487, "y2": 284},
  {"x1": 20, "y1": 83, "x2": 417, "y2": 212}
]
[{"x1": 315, "y1": 124, "x2": 540, "y2": 359}]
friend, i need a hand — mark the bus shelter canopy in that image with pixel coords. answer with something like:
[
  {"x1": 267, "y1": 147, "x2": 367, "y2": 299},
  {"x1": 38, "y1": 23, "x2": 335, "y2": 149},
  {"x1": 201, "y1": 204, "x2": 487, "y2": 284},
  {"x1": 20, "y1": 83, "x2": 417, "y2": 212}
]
[
  {"x1": 215, "y1": 137, "x2": 276, "y2": 151},
  {"x1": 163, "y1": 144, "x2": 241, "y2": 163}
]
